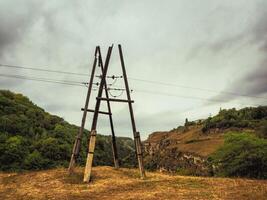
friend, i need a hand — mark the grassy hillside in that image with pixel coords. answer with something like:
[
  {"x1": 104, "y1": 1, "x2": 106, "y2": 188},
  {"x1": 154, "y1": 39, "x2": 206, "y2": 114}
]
[
  {"x1": 144, "y1": 107, "x2": 267, "y2": 179},
  {"x1": 0, "y1": 90, "x2": 136, "y2": 171},
  {"x1": 0, "y1": 166, "x2": 267, "y2": 200}
]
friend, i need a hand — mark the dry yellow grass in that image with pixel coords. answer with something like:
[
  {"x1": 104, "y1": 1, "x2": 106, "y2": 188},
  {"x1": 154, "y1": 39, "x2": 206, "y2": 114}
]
[{"x1": 0, "y1": 166, "x2": 266, "y2": 200}]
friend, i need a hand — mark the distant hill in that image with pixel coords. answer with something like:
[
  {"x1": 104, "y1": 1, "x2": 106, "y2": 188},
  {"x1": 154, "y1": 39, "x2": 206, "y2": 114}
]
[
  {"x1": 0, "y1": 90, "x2": 136, "y2": 171},
  {"x1": 144, "y1": 106, "x2": 267, "y2": 179}
]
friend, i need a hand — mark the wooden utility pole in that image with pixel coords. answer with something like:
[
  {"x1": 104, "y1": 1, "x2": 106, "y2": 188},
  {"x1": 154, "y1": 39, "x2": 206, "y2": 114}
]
[
  {"x1": 83, "y1": 45, "x2": 113, "y2": 182},
  {"x1": 69, "y1": 46, "x2": 119, "y2": 173},
  {"x1": 98, "y1": 47, "x2": 119, "y2": 168},
  {"x1": 68, "y1": 47, "x2": 98, "y2": 174},
  {"x1": 68, "y1": 44, "x2": 145, "y2": 183},
  {"x1": 118, "y1": 44, "x2": 145, "y2": 178}
]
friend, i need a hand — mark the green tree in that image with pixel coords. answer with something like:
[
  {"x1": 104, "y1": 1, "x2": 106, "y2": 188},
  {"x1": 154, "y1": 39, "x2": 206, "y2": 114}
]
[
  {"x1": 24, "y1": 150, "x2": 49, "y2": 170},
  {"x1": 0, "y1": 136, "x2": 29, "y2": 170}
]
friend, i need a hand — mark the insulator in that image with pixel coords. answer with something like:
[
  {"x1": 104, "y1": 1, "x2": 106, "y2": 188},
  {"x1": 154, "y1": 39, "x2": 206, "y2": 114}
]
[{"x1": 106, "y1": 75, "x2": 123, "y2": 79}]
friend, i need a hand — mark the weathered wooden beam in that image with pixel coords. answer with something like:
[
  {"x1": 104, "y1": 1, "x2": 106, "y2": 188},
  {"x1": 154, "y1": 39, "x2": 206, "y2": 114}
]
[
  {"x1": 83, "y1": 45, "x2": 113, "y2": 183},
  {"x1": 81, "y1": 108, "x2": 111, "y2": 115},
  {"x1": 118, "y1": 44, "x2": 146, "y2": 179},
  {"x1": 96, "y1": 97, "x2": 134, "y2": 103},
  {"x1": 83, "y1": 130, "x2": 97, "y2": 182},
  {"x1": 68, "y1": 46, "x2": 99, "y2": 174},
  {"x1": 98, "y1": 48, "x2": 119, "y2": 169}
]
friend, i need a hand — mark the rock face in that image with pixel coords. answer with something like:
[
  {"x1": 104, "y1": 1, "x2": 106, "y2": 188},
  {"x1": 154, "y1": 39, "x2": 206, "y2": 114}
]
[{"x1": 143, "y1": 127, "x2": 224, "y2": 175}]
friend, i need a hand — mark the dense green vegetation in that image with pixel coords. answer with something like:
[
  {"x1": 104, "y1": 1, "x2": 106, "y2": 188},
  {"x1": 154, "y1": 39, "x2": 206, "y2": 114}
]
[
  {"x1": 202, "y1": 107, "x2": 267, "y2": 136},
  {"x1": 201, "y1": 107, "x2": 267, "y2": 179},
  {"x1": 209, "y1": 132, "x2": 267, "y2": 179},
  {"x1": 0, "y1": 90, "x2": 136, "y2": 171}
]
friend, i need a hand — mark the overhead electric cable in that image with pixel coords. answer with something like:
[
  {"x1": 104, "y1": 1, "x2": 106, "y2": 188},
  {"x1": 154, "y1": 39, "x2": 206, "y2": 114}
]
[
  {"x1": 1, "y1": 73, "x2": 265, "y2": 106},
  {"x1": 0, "y1": 64, "x2": 88, "y2": 77},
  {"x1": 1, "y1": 63, "x2": 267, "y2": 100},
  {"x1": 0, "y1": 73, "x2": 85, "y2": 87},
  {"x1": 133, "y1": 89, "x2": 265, "y2": 107},
  {"x1": 128, "y1": 77, "x2": 267, "y2": 100}
]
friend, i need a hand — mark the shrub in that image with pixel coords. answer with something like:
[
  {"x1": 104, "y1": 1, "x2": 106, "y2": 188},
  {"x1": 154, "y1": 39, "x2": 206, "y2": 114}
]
[
  {"x1": 209, "y1": 132, "x2": 267, "y2": 179},
  {"x1": 258, "y1": 120, "x2": 267, "y2": 139}
]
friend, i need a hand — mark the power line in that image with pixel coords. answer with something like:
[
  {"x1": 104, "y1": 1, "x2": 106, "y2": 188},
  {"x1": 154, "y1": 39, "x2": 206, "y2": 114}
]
[
  {"x1": 135, "y1": 89, "x2": 222, "y2": 102},
  {"x1": 0, "y1": 73, "x2": 85, "y2": 87},
  {"x1": 1, "y1": 63, "x2": 267, "y2": 100},
  {"x1": 128, "y1": 77, "x2": 267, "y2": 100},
  {"x1": 0, "y1": 73, "x2": 265, "y2": 106},
  {"x1": 0, "y1": 64, "x2": 88, "y2": 77},
  {"x1": 133, "y1": 89, "x2": 265, "y2": 107}
]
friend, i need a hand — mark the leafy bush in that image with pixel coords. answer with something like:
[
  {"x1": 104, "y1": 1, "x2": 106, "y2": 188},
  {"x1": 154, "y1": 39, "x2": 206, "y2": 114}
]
[
  {"x1": 208, "y1": 132, "x2": 267, "y2": 179},
  {"x1": 258, "y1": 120, "x2": 267, "y2": 139}
]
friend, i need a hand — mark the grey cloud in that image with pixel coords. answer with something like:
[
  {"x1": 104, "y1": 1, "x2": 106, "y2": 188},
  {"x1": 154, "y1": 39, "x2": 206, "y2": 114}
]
[
  {"x1": 187, "y1": 33, "x2": 245, "y2": 60},
  {"x1": 209, "y1": 62, "x2": 267, "y2": 104},
  {"x1": 0, "y1": 1, "x2": 42, "y2": 58},
  {"x1": 207, "y1": 5, "x2": 267, "y2": 104},
  {"x1": 45, "y1": 103, "x2": 79, "y2": 113},
  {"x1": 250, "y1": 7, "x2": 267, "y2": 51},
  {"x1": 187, "y1": 2, "x2": 267, "y2": 59},
  {"x1": 0, "y1": 0, "x2": 42, "y2": 86}
]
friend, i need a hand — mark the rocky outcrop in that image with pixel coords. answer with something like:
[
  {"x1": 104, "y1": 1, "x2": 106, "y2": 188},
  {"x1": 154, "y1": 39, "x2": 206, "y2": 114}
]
[
  {"x1": 142, "y1": 127, "x2": 222, "y2": 176},
  {"x1": 144, "y1": 141, "x2": 209, "y2": 175}
]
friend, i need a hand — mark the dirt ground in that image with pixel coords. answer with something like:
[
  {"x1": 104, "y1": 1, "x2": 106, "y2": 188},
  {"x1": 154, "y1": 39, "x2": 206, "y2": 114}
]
[{"x1": 0, "y1": 166, "x2": 266, "y2": 200}]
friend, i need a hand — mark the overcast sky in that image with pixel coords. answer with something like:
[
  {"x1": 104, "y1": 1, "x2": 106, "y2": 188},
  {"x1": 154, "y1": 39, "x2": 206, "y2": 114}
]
[{"x1": 1, "y1": 0, "x2": 267, "y2": 139}]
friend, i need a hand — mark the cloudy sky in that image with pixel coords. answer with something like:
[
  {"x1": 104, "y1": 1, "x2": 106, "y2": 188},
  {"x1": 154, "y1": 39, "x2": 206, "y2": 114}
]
[{"x1": 1, "y1": 0, "x2": 267, "y2": 139}]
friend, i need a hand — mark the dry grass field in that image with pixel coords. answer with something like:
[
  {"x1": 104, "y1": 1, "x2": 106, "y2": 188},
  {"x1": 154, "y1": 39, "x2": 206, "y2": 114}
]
[{"x1": 0, "y1": 166, "x2": 266, "y2": 200}]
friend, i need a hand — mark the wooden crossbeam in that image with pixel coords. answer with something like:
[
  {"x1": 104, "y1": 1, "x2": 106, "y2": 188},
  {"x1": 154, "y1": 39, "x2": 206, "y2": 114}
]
[
  {"x1": 96, "y1": 97, "x2": 134, "y2": 103},
  {"x1": 81, "y1": 108, "x2": 111, "y2": 115}
]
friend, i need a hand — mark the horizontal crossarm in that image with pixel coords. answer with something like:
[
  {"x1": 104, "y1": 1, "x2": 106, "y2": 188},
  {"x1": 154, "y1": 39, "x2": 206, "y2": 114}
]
[
  {"x1": 96, "y1": 97, "x2": 134, "y2": 103},
  {"x1": 81, "y1": 108, "x2": 111, "y2": 115}
]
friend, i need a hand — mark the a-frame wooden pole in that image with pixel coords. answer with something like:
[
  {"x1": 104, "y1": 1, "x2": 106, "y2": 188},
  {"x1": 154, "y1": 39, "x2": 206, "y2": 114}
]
[
  {"x1": 98, "y1": 48, "x2": 119, "y2": 169},
  {"x1": 118, "y1": 44, "x2": 146, "y2": 179},
  {"x1": 68, "y1": 46, "x2": 99, "y2": 174},
  {"x1": 83, "y1": 45, "x2": 113, "y2": 182}
]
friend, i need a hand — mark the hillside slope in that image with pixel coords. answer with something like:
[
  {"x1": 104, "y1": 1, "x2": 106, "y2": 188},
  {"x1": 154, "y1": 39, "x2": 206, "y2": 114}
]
[
  {"x1": 0, "y1": 90, "x2": 136, "y2": 171},
  {"x1": 1, "y1": 166, "x2": 267, "y2": 200},
  {"x1": 143, "y1": 107, "x2": 267, "y2": 177},
  {"x1": 144, "y1": 126, "x2": 224, "y2": 175}
]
